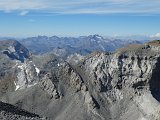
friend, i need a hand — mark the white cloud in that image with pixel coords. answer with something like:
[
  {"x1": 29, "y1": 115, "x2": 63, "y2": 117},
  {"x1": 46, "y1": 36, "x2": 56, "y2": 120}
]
[
  {"x1": 0, "y1": 0, "x2": 46, "y2": 11},
  {"x1": 19, "y1": 11, "x2": 29, "y2": 16},
  {"x1": 0, "y1": 0, "x2": 160, "y2": 15},
  {"x1": 150, "y1": 33, "x2": 160, "y2": 38}
]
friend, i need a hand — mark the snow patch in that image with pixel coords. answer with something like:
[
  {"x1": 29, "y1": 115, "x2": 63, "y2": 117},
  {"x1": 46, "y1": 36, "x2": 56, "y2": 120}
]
[
  {"x1": 96, "y1": 35, "x2": 103, "y2": 39},
  {"x1": 14, "y1": 81, "x2": 20, "y2": 91},
  {"x1": 8, "y1": 46, "x2": 15, "y2": 52},
  {"x1": 35, "y1": 67, "x2": 40, "y2": 75},
  {"x1": 16, "y1": 61, "x2": 39, "y2": 90},
  {"x1": 17, "y1": 64, "x2": 24, "y2": 69},
  {"x1": 32, "y1": 62, "x2": 40, "y2": 75}
]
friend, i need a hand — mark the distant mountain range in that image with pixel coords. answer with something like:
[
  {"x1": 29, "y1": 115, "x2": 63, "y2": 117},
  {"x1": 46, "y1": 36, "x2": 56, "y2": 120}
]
[{"x1": 19, "y1": 34, "x2": 147, "y2": 58}]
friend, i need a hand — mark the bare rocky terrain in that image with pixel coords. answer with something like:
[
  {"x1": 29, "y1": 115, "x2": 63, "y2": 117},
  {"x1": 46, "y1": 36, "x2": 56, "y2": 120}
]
[
  {"x1": 0, "y1": 101, "x2": 44, "y2": 120},
  {"x1": 0, "y1": 39, "x2": 160, "y2": 120}
]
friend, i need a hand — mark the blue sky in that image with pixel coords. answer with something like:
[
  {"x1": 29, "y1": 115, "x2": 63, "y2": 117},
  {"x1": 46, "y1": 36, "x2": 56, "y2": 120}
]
[{"x1": 0, "y1": 0, "x2": 160, "y2": 38}]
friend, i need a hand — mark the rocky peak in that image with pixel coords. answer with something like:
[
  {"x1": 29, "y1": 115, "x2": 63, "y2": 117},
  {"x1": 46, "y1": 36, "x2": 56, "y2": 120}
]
[
  {"x1": 0, "y1": 40, "x2": 160, "y2": 120},
  {"x1": 0, "y1": 40, "x2": 31, "y2": 62},
  {"x1": 75, "y1": 42, "x2": 160, "y2": 120},
  {"x1": 0, "y1": 40, "x2": 39, "y2": 92},
  {"x1": 88, "y1": 34, "x2": 104, "y2": 40}
]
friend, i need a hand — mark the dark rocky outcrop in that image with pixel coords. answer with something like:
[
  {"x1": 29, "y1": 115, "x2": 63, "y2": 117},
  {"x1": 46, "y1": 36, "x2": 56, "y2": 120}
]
[{"x1": 0, "y1": 101, "x2": 45, "y2": 120}]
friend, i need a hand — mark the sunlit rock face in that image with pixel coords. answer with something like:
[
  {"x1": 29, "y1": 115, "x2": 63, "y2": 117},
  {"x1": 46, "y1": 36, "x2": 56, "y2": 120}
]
[
  {"x1": 76, "y1": 43, "x2": 160, "y2": 120},
  {"x1": 0, "y1": 40, "x2": 160, "y2": 120},
  {"x1": 0, "y1": 40, "x2": 39, "y2": 95}
]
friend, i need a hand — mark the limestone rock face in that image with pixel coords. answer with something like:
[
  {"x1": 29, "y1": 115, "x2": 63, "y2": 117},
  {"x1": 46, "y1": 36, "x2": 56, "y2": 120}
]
[
  {"x1": 0, "y1": 41, "x2": 39, "y2": 92},
  {"x1": 61, "y1": 62, "x2": 83, "y2": 92},
  {"x1": 75, "y1": 44, "x2": 160, "y2": 120},
  {"x1": 15, "y1": 61, "x2": 39, "y2": 91},
  {"x1": 40, "y1": 73, "x2": 60, "y2": 99},
  {"x1": 0, "y1": 40, "x2": 39, "y2": 98},
  {"x1": 0, "y1": 40, "x2": 160, "y2": 120}
]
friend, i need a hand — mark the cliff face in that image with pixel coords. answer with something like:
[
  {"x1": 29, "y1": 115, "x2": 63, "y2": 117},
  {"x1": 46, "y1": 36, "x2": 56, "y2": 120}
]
[
  {"x1": 0, "y1": 40, "x2": 160, "y2": 120},
  {"x1": 74, "y1": 44, "x2": 160, "y2": 120},
  {"x1": 0, "y1": 40, "x2": 39, "y2": 96}
]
